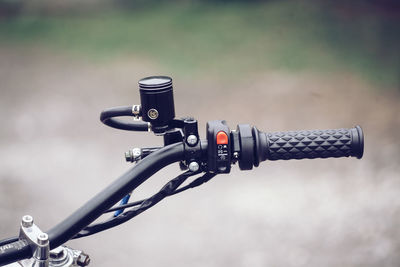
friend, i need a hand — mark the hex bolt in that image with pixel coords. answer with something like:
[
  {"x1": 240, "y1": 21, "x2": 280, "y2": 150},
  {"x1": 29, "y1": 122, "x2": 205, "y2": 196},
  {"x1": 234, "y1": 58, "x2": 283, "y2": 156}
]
[
  {"x1": 188, "y1": 161, "x2": 199, "y2": 172},
  {"x1": 186, "y1": 135, "x2": 198, "y2": 146},
  {"x1": 125, "y1": 148, "x2": 141, "y2": 162},
  {"x1": 21, "y1": 215, "x2": 33, "y2": 228},
  {"x1": 37, "y1": 233, "x2": 49, "y2": 245},
  {"x1": 124, "y1": 151, "x2": 133, "y2": 162},
  {"x1": 77, "y1": 252, "x2": 91, "y2": 266}
]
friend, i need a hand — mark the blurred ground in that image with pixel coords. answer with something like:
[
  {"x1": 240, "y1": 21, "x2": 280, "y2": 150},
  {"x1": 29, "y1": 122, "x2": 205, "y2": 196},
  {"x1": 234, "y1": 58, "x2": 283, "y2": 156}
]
[{"x1": 0, "y1": 1, "x2": 400, "y2": 267}]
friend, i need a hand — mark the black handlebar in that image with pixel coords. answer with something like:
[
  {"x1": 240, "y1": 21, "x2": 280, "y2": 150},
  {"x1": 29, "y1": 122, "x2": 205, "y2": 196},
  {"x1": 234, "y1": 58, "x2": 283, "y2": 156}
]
[{"x1": 0, "y1": 142, "x2": 187, "y2": 266}]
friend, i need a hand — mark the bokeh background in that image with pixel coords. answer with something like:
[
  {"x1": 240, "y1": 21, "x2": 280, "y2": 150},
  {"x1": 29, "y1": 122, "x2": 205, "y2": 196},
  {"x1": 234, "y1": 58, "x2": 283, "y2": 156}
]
[{"x1": 0, "y1": 0, "x2": 400, "y2": 266}]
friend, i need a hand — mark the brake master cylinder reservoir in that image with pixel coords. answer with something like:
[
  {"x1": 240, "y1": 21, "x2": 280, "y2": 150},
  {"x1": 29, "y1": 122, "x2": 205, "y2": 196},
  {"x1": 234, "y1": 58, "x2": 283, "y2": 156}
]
[{"x1": 139, "y1": 76, "x2": 175, "y2": 134}]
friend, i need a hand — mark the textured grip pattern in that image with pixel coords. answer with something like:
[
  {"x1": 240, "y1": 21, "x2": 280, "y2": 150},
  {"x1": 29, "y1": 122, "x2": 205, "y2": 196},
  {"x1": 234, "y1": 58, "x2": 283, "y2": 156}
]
[{"x1": 266, "y1": 128, "x2": 354, "y2": 160}]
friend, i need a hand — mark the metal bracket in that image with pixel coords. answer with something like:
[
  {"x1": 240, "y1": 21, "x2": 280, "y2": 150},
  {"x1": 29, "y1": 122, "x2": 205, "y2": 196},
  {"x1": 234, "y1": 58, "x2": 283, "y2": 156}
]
[{"x1": 19, "y1": 215, "x2": 49, "y2": 267}]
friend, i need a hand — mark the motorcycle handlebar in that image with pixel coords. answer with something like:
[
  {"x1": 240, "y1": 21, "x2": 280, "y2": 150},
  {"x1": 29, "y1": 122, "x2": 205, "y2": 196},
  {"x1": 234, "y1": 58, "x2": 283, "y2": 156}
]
[{"x1": 0, "y1": 122, "x2": 364, "y2": 266}]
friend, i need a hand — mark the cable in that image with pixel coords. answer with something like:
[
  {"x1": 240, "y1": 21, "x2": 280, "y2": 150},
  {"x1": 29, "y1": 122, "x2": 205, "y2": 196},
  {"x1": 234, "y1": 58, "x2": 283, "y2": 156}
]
[
  {"x1": 73, "y1": 171, "x2": 216, "y2": 239},
  {"x1": 103, "y1": 172, "x2": 216, "y2": 213},
  {"x1": 171, "y1": 172, "x2": 215, "y2": 194},
  {"x1": 114, "y1": 193, "x2": 132, "y2": 217},
  {"x1": 105, "y1": 200, "x2": 143, "y2": 213},
  {"x1": 73, "y1": 170, "x2": 195, "y2": 238},
  {"x1": 47, "y1": 142, "x2": 185, "y2": 250}
]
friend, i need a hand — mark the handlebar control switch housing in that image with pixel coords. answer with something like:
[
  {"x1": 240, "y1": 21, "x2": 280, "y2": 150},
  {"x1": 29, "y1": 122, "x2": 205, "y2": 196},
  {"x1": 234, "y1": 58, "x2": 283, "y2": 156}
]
[
  {"x1": 139, "y1": 76, "x2": 175, "y2": 134},
  {"x1": 206, "y1": 120, "x2": 231, "y2": 173}
]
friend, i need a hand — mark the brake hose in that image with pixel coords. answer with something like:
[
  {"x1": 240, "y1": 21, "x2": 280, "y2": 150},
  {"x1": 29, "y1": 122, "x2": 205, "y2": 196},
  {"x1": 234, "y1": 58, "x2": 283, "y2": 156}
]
[{"x1": 100, "y1": 106, "x2": 149, "y2": 131}]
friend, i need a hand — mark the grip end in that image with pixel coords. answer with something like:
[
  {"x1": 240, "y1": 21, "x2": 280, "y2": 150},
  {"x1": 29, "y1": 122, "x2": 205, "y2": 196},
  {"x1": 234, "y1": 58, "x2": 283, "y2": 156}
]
[{"x1": 351, "y1": 125, "x2": 364, "y2": 159}]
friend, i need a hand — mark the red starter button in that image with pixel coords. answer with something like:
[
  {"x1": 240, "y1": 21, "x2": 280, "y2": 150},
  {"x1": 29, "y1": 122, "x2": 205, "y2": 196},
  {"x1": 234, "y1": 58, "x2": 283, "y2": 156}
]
[{"x1": 216, "y1": 131, "x2": 228, "y2": 145}]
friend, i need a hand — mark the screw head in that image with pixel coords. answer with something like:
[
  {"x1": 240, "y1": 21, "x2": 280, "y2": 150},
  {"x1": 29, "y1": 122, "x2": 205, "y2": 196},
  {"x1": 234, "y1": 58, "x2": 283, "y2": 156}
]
[
  {"x1": 22, "y1": 215, "x2": 33, "y2": 227},
  {"x1": 188, "y1": 161, "x2": 200, "y2": 172},
  {"x1": 147, "y1": 109, "x2": 159, "y2": 120},
  {"x1": 37, "y1": 233, "x2": 49, "y2": 245},
  {"x1": 186, "y1": 135, "x2": 198, "y2": 146}
]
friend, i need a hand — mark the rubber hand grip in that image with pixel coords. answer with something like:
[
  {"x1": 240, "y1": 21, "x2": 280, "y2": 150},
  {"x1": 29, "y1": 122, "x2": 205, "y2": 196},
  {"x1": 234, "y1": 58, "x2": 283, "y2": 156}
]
[{"x1": 262, "y1": 126, "x2": 363, "y2": 161}]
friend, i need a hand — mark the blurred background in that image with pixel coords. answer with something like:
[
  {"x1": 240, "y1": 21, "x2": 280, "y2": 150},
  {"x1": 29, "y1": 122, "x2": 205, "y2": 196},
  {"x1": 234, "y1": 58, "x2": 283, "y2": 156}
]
[{"x1": 0, "y1": 0, "x2": 399, "y2": 266}]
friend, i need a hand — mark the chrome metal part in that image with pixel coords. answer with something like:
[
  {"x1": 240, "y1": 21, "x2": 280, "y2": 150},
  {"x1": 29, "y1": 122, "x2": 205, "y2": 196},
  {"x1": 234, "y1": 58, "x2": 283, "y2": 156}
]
[
  {"x1": 186, "y1": 135, "x2": 198, "y2": 146},
  {"x1": 37, "y1": 234, "x2": 48, "y2": 246},
  {"x1": 49, "y1": 246, "x2": 90, "y2": 267},
  {"x1": 4, "y1": 246, "x2": 90, "y2": 267},
  {"x1": 232, "y1": 152, "x2": 239, "y2": 164},
  {"x1": 132, "y1": 148, "x2": 141, "y2": 158},
  {"x1": 19, "y1": 216, "x2": 49, "y2": 267},
  {"x1": 21, "y1": 215, "x2": 33, "y2": 228},
  {"x1": 124, "y1": 151, "x2": 132, "y2": 162},
  {"x1": 188, "y1": 161, "x2": 199, "y2": 172},
  {"x1": 147, "y1": 108, "x2": 159, "y2": 120},
  {"x1": 49, "y1": 247, "x2": 72, "y2": 267},
  {"x1": 125, "y1": 148, "x2": 142, "y2": 163},
  {"x1": 74, "y1": 251, "x2": 90, "y2": 267},
  {"x1": 131, "y1": 104, "x2": 141, "y2": 118}
]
